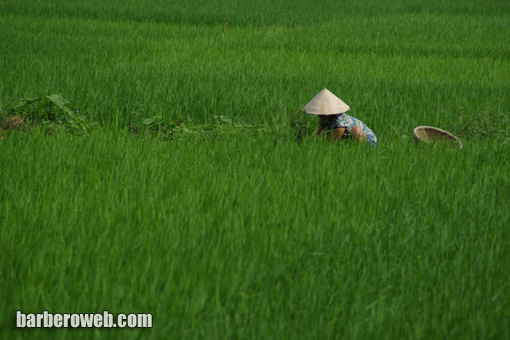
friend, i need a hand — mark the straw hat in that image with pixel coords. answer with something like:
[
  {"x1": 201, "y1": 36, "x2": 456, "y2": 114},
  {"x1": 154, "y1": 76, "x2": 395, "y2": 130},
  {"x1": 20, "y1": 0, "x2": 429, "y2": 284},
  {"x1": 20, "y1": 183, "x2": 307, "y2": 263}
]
[
  {"x1": 302, "y1": 88, "x2": 350, "y2": 115},
  {"x1": 413, "y1": 126, "x2": 463, "y2": 149}
]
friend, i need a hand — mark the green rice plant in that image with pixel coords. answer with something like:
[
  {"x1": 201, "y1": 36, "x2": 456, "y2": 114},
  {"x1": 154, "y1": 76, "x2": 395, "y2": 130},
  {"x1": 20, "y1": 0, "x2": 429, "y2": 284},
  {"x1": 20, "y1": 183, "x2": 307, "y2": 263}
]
[
  {"x1": 1, "y1": 0, "x2": 510, "y2": 338},
  {"x1": 453, "y1": 105, "x2": 510, "y2": 144},
  {"x1": 1, "y1": 133, "x2": 509, "y2": 339},
  {"x1": 289, "y1": 109, "x2": 316, "y2": 143},
  {"x1": 1, "y1": 4, "x2": 509, "y2": 129}
]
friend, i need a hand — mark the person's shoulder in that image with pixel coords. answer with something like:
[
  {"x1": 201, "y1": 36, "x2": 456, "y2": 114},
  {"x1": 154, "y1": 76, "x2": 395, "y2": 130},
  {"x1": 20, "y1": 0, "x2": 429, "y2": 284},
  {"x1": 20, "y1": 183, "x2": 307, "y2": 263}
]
[
  {"x1": 337, "y1": 113, "x2": 353, "y2": 122},
  {"x1": 342, "y1": 113, "x2": 364, "y2": 124}
]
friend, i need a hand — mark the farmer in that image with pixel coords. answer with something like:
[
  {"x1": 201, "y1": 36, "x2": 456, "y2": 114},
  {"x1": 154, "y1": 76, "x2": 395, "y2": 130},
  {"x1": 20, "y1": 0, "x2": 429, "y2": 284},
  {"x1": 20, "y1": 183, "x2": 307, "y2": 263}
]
[{"x1": 303, "y1": 88, "x2": 377, "y2": 148}]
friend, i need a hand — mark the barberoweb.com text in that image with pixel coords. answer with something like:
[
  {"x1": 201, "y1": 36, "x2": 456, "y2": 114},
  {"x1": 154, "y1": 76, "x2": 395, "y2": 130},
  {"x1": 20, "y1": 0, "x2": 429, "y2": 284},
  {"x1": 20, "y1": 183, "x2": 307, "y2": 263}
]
[{"x1": 16, "y1": 311, "x2": 152, "y2": 328}]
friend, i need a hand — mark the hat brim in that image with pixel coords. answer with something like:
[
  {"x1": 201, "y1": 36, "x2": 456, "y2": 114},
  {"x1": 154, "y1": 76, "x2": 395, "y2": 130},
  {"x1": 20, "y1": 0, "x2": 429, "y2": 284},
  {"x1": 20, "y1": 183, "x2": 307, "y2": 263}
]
[{"x1": 302, "y1": 88, "x2": 350, "y2": 115}]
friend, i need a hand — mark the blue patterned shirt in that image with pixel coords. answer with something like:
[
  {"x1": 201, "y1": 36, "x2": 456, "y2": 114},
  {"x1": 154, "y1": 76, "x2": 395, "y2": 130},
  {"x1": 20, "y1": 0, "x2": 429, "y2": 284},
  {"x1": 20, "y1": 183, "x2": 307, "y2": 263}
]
[{"x1": 319, "y1": 113, "x2": 377, "y2": 148}]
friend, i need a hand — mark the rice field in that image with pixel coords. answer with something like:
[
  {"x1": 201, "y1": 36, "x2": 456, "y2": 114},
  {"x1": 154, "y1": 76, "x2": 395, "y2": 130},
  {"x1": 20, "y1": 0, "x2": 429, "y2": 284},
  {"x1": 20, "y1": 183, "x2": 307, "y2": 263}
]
[{"x1": 1, "y1": 0, "x2": 510, "y2": 339}]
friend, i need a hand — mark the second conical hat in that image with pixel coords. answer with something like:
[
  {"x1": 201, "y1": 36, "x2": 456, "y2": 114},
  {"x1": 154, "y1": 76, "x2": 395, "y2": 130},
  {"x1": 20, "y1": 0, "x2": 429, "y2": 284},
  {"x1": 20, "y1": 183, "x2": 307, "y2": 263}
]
[{"x1": 302, "y1": 88, "x2": 350, "y2": 115}]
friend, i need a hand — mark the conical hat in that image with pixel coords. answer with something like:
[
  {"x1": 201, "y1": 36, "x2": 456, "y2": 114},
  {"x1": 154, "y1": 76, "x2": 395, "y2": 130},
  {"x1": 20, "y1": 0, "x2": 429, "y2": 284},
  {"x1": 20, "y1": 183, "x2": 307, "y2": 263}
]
[{"x1": 302, "y1": 88, "x2": 350, "y2": 115}]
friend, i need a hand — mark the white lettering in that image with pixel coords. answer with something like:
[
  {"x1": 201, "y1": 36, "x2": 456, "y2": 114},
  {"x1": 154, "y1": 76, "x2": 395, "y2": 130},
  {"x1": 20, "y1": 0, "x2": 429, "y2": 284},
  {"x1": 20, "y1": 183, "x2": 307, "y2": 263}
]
[
  {"x1": 54, "y1": 314, "x2": 62, "y2": 328},
  {"x1": 138, "y1": 314, "x2": 153, "y2": 328},
  {"x1": 80, "y1": 314, "x2": 94, "y2": 328},
  {"x1": 118, "y1": 314, "x2": 126, "y2": 328},
  {"x1": 43, "y1": 311, "x2": 52, "y2": 327},
  {"x1": 94, "y1": 314, "x2": 103, "y2": 327},
  {"x1": 26, "y1": 314, "x2": 36, "y2": 328},
  {"x1": 15, "y1": 311, "x2": 152, "y2": 328},
  {"x1": 16, "y1": 311, "x2": 26, "y2": 328},
  {"x1": 70, "y1": 314, "x2": 80, "y2": 327},
  {"x1": 127, "y1": 314, "x2": 137, "y2": 328},
  {"x1": 103, "y1": 311, "x2": 114, "y2": 328}
]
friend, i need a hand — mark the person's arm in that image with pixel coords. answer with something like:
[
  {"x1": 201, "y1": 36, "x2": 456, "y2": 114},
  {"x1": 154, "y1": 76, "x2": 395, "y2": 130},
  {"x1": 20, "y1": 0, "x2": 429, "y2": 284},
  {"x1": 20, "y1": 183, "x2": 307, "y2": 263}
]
[
  {"x1": 332, "y1": 127, "x2": 346, "y2": 142},
  {"x1": 316, "y1": 124, "x2": 325, "y2": 136}
]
